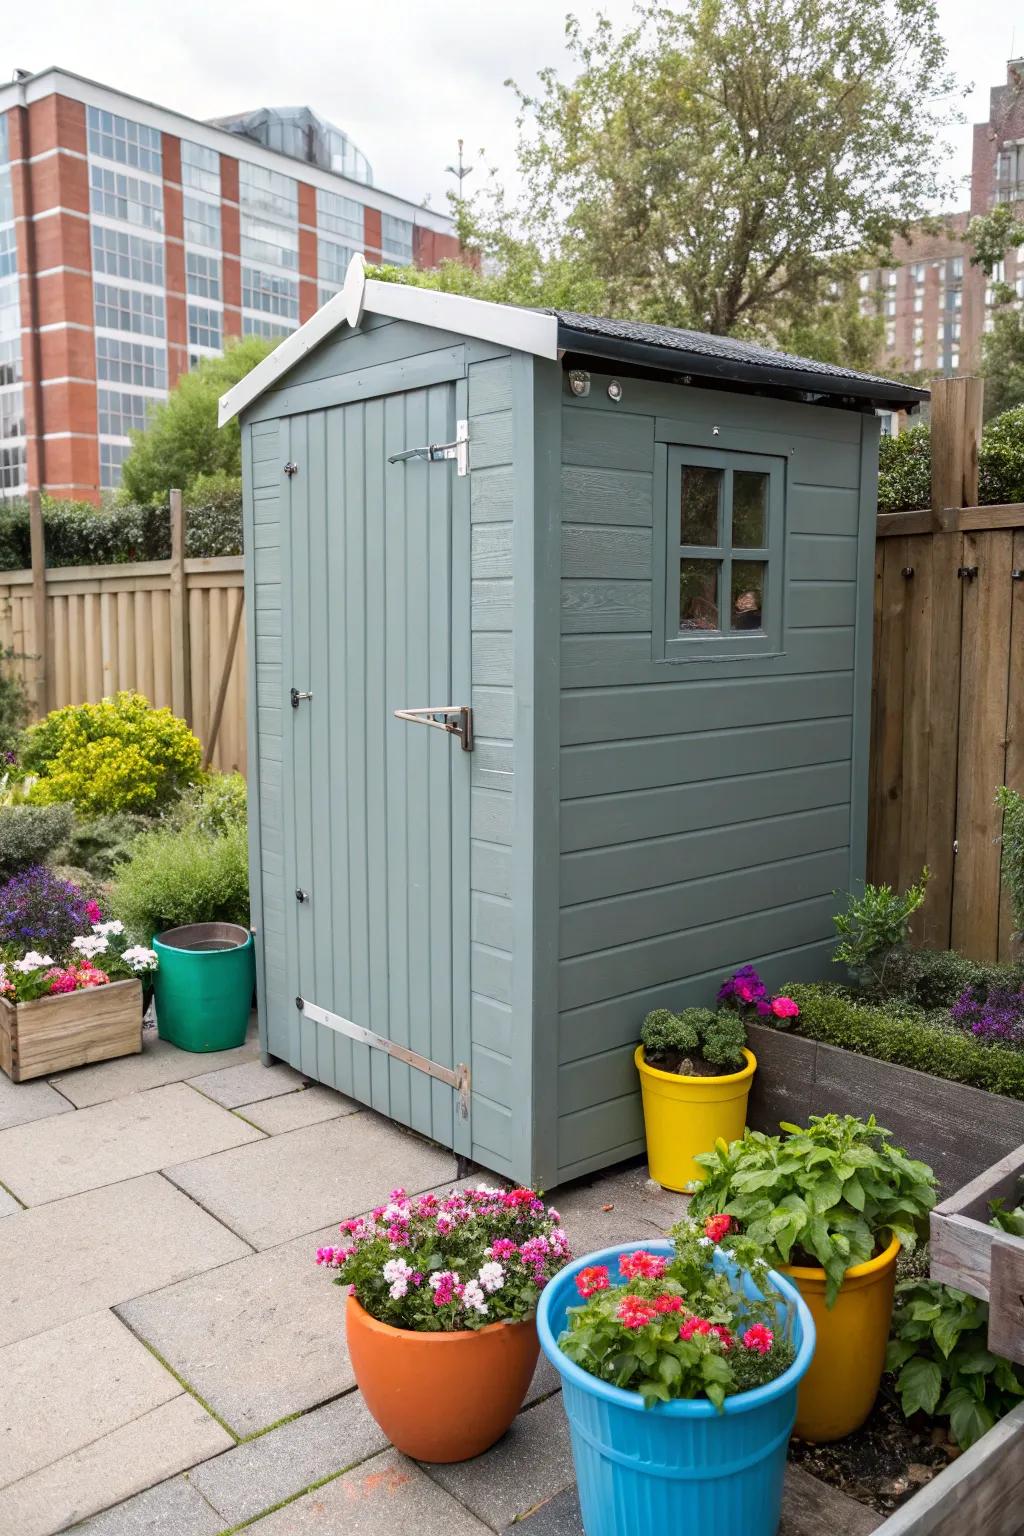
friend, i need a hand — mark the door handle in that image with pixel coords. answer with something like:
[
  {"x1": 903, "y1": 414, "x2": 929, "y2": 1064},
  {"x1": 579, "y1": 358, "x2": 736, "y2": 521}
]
[{"x1": 393, "y1": 706, "x2": 473, "y2": 751}]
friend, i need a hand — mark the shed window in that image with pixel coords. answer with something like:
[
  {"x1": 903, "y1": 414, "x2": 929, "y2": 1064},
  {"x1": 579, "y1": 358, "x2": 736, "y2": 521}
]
[{"x1": 656, "y1": 443, "x2": 785, "y2": 660}]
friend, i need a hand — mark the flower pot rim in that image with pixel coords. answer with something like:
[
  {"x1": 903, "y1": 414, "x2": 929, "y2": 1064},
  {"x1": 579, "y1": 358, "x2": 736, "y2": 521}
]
[
  {"x1": 634, "y1": 1044, "x2": 757, "y2": 1087},
  {"x1": 781, "y1": 1232, "x2": 901, "y2": 1287},
  {"x1": 346, "y1": 1289, "x2": 537, "y2": 1343},
  {"x1": 153, "y1": 925, "x2": 253, "y2": 955},
  {"x1": 537, "y1": 1239, "x2": 815, "y2": 1418}
]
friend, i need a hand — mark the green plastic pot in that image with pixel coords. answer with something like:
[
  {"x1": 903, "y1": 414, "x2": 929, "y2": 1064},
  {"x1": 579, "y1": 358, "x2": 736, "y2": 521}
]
[{"x1": 152, "y1": 922, "x2": 254, "y2": 1052}]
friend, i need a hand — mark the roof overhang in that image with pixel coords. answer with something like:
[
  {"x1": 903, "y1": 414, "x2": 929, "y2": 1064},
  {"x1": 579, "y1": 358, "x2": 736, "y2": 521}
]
[{"x1": 218, "y1": 256, "x2": 560, "y2": 426}]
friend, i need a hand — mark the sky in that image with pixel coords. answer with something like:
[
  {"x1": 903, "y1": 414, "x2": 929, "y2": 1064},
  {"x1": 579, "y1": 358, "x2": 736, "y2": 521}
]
[{"x1": 3, "y1": 0, "x2": 1020, "y2": 217}]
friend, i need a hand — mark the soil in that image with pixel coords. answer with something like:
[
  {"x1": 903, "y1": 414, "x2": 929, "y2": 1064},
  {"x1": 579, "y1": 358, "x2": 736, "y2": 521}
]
[
  {"x1": 642, "y1": 1048, "x2": 733, "y2": 1078},
  {"x1": 789, "y1": 1381, "x2": 958, "y2": 1516}
]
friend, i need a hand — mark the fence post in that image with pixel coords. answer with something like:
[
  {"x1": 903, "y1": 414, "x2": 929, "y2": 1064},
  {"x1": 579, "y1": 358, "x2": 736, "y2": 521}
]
[
  {"x1": 169, "y1": 489, "x2": 192, "y2": 726},
  {"x1": 923, "y1": 376, "x2": 984, "y2": 948},
  {"x1": 28, "y1": 489, "x2": 47, "y2": 718}
]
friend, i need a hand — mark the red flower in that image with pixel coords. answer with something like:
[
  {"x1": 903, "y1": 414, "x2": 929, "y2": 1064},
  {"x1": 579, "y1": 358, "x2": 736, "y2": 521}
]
[
  {"x1": 742, "y1": 1324, "x2": 774, "y2": 1356},
  {"x1": 679, "y1": 1316, "x2": 713, "y2": 1342},
  {"x1": 576, "y1": 1265, "x2": 611, "y2": 1299},
  {"x1": 618, "y1": 1250, "x2": 668, "y2": 1280},
  {"x1": 504, "y1": 1188, "x2": 537, "y2": 1206},
  {"x1": 710, "y1": 1324, "x2": 734, "y2": 1351},
  {"x1": 616, "y1": 1296, "x2": 659, "y2": 1329},
  {"x1": 653, "y1": 1294, "x2": 683, "y2": 1314},
  {"x1": 703, "y1": 1214, "x2": 733, "y2": 1244}
]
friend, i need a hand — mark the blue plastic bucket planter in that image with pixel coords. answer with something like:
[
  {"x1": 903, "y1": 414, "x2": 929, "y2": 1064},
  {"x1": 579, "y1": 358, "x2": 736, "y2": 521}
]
[{"x1": 537, "y1": 1240, "x2": 815, "y2": 1536}]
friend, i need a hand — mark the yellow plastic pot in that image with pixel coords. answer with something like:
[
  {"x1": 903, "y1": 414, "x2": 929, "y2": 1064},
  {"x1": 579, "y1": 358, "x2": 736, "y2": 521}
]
[
  {"x1": 634, "y1": 1045, "x2": 757, "y2": 1192},
  {"x1": 783, "y1": 1234, "x2": 900, "y2": 1443}
]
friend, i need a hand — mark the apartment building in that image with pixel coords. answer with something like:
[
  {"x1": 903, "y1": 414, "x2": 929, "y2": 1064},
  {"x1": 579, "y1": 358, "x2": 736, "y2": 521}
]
[{"x1": 0, "y1": 69, "x2": 462, "y2": 500}]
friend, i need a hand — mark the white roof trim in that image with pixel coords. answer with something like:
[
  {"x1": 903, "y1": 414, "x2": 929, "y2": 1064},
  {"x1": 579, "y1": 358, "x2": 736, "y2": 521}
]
[{"x1": 218, "y1": 255, "x2": 560, "y2": 426}]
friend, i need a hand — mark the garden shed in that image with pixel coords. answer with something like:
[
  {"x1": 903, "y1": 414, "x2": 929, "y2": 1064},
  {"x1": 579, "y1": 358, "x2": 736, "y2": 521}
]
[{"x1": 222, "y1": 255, "x2": 927, "y2": 1189}]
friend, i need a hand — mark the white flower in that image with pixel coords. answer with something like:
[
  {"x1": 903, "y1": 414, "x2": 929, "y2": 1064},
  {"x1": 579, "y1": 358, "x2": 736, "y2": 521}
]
[
  {"x1": 383, "y1": 1256, "x2": 412, "y2": 1300},
  {"x1": 382, "y1": 1202, "x2": 408, "y2": 1222},
  {"x1": 93, "y1": 920, "x2": 124, "y2": 937},
  {"x1": 13, "y1": 952, "x2": 54, "y2": 973},
  {"x1": 478, "y1": 1262, "x2": 504, "y2": 1294},
  {"x1": 122, "y1": 946, "x2": 158, "y2": 973},
  {"x1": 462, "y1": 1279, "x2": 488, "y2": 1314},
  {"x1": 698, "y1": 1236, "x2": 713, "y2": 1247},
  {"x1": 473, "y1": 1183, "x2": 502, "y2": 1196},
  {"x1": 72, "y1": 934, "x2": 108, "y2": 960},
  {"x1": 429, "y1": 1269, "x2": 460, "y2": 1291}
]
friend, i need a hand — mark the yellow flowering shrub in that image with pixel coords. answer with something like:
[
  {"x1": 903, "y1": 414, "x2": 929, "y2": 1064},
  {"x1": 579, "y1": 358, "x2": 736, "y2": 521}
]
[{"x1": 23, "y1": 692, "x2": 201, "y2": 815}]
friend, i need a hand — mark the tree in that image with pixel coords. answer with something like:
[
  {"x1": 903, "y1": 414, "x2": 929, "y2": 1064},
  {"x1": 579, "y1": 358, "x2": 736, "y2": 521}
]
[
  {"x1": 968, "y1": 205, "x2": 1024, "y2": 420},
  {"x1": 453, "y1": 1, "x2": 960, "y2": 343},
  {"x1": 118, "y1": 336, "x2": 276, "y2": 505}
]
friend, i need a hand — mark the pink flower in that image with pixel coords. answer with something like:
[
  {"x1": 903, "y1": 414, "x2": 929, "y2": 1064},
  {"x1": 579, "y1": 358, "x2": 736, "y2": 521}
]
[
  {"x1": 616, "y1": 1296, "x2": 658, "y2": 1329},
  {"x1": 710, "y1": 1324, "x2": 734, "y2": 1351},
  {"x1": 742, "y1": 1324, "x2": 774, "y2": 1355},
  {"x1": 74, "y1": 964, "x2": 109, "y2": 988},
  {"x1": 490, "y1": 1238, "x2": 518, "y2": 1260},
  {"x1": 45, "y1": 967, "x2": 78, "y2": 995},
  {"x1": 85, "y1": 899, "x2": 103, "y2": 925},
  {"x1": 653, "y1": 1294, "x2": 683, "y2": 1314},
  {"x1": 703, "y1": 1214, "x2": 733, "y2": 1244},
  {"x1": 680, "y1": 1316, "x2": 713, "y2": 1342},
  {"x1": 519, "y1": 1236, "x2": 550, "y2": 1266},
  {"x1": 618, "y1": 1250, "x2": 667, "y2": 1280},
  {"x1": 771, "y1": 996, "x2": 800, "y2": 1019},
  {"x1": 576, "y1": 1265, "x2": 610, "y2": 1299}
]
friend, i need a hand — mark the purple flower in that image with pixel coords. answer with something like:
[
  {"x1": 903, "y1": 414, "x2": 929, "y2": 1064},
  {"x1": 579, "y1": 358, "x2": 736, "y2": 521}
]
[
  {"x1": 0, "y1": 866, "x2": 91, "y2": 955},
  {"x1": 950, "y1": 985, "x2": 1024, "y2": 1047}
]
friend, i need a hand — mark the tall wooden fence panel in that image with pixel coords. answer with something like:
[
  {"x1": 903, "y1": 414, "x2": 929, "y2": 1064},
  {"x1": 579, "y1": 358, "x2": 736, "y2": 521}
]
[{"x1": 0, "y1": 556, "x2": 247, "y2": 775}]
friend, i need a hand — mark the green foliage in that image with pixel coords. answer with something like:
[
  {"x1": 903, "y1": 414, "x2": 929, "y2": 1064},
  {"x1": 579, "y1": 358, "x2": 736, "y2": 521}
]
[
  {"x1": 0, "y1": 803, "x2": 73, "y2": 880},
  {"x1": 0, "y1": 647, "x2": 28, "y2": 757},
  {"x1": 877, "y1": 424, "x2": 932, "y2": 514},
  {"x1": 701, "y1": 1012, "x2": 748, "y2": 1068},
  {"x1": 0, "y1": 486, "x2": 242, "y2": 571},
  {"x1": 968, "y1": 207, "x2": 1024, "y2": 421},
  {"x1": 109, "y1": 819, "x2": 249, "y2": 937},
  {"x1": 878, "y1": 408, "x2": 1024, "y2": 513},
  {"x1": 981, "y1": 411, "x2": 1024, "y2": 511},
  {"x1": 641, "y1": 1007, "x2": 701, "y2": 1059},
  {"x1": 833, "y1": 870, "x2": 929, "y2": 991},
  {"x1": 997, "y1": 786, "x2": 1024, "y2": 942},
  {"x1": 690, "y1": 1114, "x2": 937, "y2": 1307},
  {"x1": 23, "y1": 692, "x2": 201, "y2": 816},
  {"x1": 989, "y1": 1194, "x2": 1024, "y2": 1237},
  {"x1": 887, "y1": 1279, "x2": 1024, "y2": 1448},
  {"x1": 640, "y1": 1005, "x2": 746, "y2": 1071},
  {"x1": 55, "y1": 809, "x2": 151, "y2": 880},
  {"x1": 880, "y1": 946, "x2": 1022, "y2": 1010},
  {"x1": 780, "y1": 983, "x2": 1024, "y2": 1100},
  {"x1": 118, "y1": 338, "x2": 275, "y2": 505},
  {"x1": 172, "y1": 772, "x2": 248, "y2": 836}
]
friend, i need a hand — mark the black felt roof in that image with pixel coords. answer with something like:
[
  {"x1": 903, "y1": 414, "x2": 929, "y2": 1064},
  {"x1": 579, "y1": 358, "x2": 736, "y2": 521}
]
[{"x1": 548, "y1": 308, "x2": 928, "y2": 410}]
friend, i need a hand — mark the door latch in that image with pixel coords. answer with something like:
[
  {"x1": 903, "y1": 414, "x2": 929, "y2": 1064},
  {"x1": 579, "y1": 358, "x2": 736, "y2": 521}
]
[
  {"x1": 290, "y1": 688, "x2": 313, "y2": 709},
  {"x1": 393, "y1": 705, "x2": 473, "y2": 751},
  {"x1": 295, "y1": 888, "x2": 309, "y2": 903},
  {"x1": 388, "y1": 420, "x2": 469, "y2": 476}
]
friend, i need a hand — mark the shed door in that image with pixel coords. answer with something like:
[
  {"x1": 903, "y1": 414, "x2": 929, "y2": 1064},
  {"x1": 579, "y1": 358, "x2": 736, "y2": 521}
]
[{"x1": 282, "y1": 380, "x2": 471, "y2": 1155}]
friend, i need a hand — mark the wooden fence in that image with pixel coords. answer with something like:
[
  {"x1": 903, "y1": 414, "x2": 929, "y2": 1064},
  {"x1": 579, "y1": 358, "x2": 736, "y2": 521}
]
[
  {"x1": 0, "y1": 493, "x2": 247, "y2": 775},
  {"x1": 868, "y1": 377, "x2": 1024, "y2": 961}
]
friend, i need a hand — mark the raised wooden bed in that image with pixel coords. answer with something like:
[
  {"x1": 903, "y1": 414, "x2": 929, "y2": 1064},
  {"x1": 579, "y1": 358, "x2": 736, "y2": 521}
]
[
  {"x1": 930, "y1": 1143, "x2": 1024, "y2": 1366},
  {"x1": 745, "y1": 1022, "x2": 1024, "y2": 1195},
  {"x1": 0, "y1": 979, "x2": 142, "y2": 1082},
  {"x1": 870, "y1": 1399, "x2": 1024, "y2": 1535}
]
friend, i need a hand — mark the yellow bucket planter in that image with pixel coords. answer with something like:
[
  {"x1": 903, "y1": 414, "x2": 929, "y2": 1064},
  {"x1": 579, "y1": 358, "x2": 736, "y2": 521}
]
[
  {"x1": 634, "y1": 1045, "x2": 757, "y2": 1192},
  {"x1": 783, "y1": 1234, "x2": 901, "y2": 1442}
]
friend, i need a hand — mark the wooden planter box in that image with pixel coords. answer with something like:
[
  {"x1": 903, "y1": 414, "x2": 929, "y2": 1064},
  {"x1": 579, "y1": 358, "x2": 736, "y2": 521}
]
[
  {"x1": 0, "y1": 979, "x2": 142, "y2": 1082},
  {"x1": 930, "y1": 1143, "x2": 1024, "y2": 1367},
  {"x1": 869, "y1": 1398, "x2": 1024, "y2": 1535}
]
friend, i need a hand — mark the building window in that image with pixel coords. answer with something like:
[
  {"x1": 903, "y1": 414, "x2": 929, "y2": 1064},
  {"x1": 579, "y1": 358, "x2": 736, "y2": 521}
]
[
  {"x1": 381, "y1": 213, "x2": 413, "y2": 265},
  {"x1": 911, "y1": 263, "x2": 925, "y2": 285},
  {"x1": 913, "y1": 347, "x2": 924, "y2": 369},
  {"x1": 913, "y1": 294, "x2": 924, "y2": 313},
  {"x1": 241, "y1": 266, "x2": 298, "y2": 318},
  {"x1": 96, "y1": 336, "x2": 167, "y2": 388},
  {"x1": 99, "y1": 439, "x2": 131, "y2": 489},
  {"x1": 0, "y1": 388, "x2": 25, "y2": 439},
  {"x1": 885, "y1": 269, "x2": 898, "y2": 289},
  {"x1": 91, "y1": 226, "x2": 164, "y2": 286},
  {"x1": 0, "y1": 226, "x2": 15, "y2": 281},
  {"x1": 317, "y1": 237, "x2": 356, "y2": 287},
  {"x1": 950, "y1": 350, "x2": 960, "y2": 370},
  {"x1": 947, "y1": 256, "x2": 963, "y2": 282},
  {"x1": 181, "y1": 141, "x2": 220, "y2": 197},
  {"x1": 317, "y1": 189, "x2": 363, "y2": 243},
  {"x1": 242, "y1": 314, "x2": 295, "y2": 340},
  {"x1": 183, "y1": 194, "x2": 221, "y2": 250},
  {"x1": 885, "y1": 323, "x2": 896, "y2": 348},
  {"x1": 0, "y1": 443, "x2": 26, "y2": 494},
  {"x1": 186, "y1": 250, "x2": 221, "y2": 300},
  {"x1": 87, "y1": 107, "x2": 162, "y2": 175},
  {"x1": 90, "y1": 165, "x2": 163, "y2": 230},
  {"x1": 996, "y1": 142, "x2": 1024, "y2": 203},
  {"x1": 656, "y1": 443, "x2": 785, "y2": 660},
  {"x1": 97, "y1": 388, "x2": 150, "y2": 437},
  {"x1": 187, "y1": 303, "x2": 222, "y2": 349},
  {"x1": 240, "y1": 213, "x2": 298, "y2": 270},
  {"x1": 0, "y1": 335, "x2": 21, "y2": 388},
  {"x1": 239, "y1": 161, "x2": 298, "y2": 220},
  {"x1": 913, "y1": 321, "x2": 924, "y2": 343},
  {"x1": 94, "y1": 282, "x2": 166, "y2": 338},
  {"x1": 318, "y1": 285, "x2": 340, "y2": 308},
  {"x1": 884, "y1": 296, "x2": 896, "y2": 318}
]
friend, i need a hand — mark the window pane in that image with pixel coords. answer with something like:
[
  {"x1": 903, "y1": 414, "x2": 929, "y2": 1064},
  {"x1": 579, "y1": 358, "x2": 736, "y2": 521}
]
[
  {"x1": 680, "y1": 466, "x2": 721, "y2": 546},
  {"x1": 733, "y1": 471, "x2": 767, "y2": 547},
  {"x1": 731, "y1": 561, "x2": 765, "y2": 630},
  {"x1": 679, "y1": 559, "x2": 719, "y2": 630}
]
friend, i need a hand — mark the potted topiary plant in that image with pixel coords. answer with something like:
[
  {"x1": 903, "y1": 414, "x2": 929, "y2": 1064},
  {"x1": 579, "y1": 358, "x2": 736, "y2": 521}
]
[
  {"x1": 537, "y1": 1216, "x2": 815, "y2": 1536},
  {"x1": 316, "y1": 1183, "x2": 570, "y2": 1462},
  {"x1": 689, "y1": 1113, "x2": 937, "y2": 1442}
]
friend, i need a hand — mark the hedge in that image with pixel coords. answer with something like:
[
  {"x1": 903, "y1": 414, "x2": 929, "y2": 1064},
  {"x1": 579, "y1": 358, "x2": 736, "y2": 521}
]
[
  {"x1": 779, "y1": 983, "x2": 1024, "y2": 1101},
  {"x1": 0, "y1": 485, "x2": 242, "y2": 569},
  {"x1": 878, "y1": 404, "x2": 1024, "y2": 514}
]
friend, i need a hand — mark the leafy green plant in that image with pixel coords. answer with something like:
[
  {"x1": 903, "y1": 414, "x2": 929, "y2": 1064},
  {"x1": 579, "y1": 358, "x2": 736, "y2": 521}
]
[
  {"x1": 989, "y1": 1199, "x2": 1024, "y2": 1237},
  {"x1": 887, "y1": 1279, "x2": 1024, "y2": 1448},
  {"x1": 997, "y1": 786, "x2": 1024, "y2": 944},
  {"x1": 173, "y1": 772, "x2": 247, "y2": 836},
  {"x1": 878, "y1": 423, "x2": 933, "y2": 515},
  {"x1": 640, "y1": 1005, "x2": 746, "y2": 1073},
  {"x1": 832, "y1": 869, "x2": 929, "y2": 992},
  {"x1": 109, "y1": 820, "x2": 249, "y2": 937},
  {"x1": 701, "y1": 1013, "x2": 747, "y2": 1068},
  {"x1": 881, "y1": 946, "x2": 1022, "y2": 1011},
  {"x1": 690, "y1": 1115, "x2": 937, "y2": 1307},
  {"x1": 0, "y1": 802, "x2": 73, "y2": 880},
  {"x1": 55, "y1": 809, "x2": 151, "y2": 880},
  {"x1": 23, "y1": 692, "x2": 201, "y2": 816}
]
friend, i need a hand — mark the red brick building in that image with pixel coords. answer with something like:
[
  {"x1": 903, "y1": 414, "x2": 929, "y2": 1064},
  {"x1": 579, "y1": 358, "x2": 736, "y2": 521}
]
[{"x1": 0, "y1": 71, "x2": 463, "y2": 500}]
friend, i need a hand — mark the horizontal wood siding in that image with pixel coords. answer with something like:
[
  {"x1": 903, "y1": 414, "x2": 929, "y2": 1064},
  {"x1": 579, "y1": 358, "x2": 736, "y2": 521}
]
[{"x1": 555, "y1": 376, "x2": 867, "y2": 1181}]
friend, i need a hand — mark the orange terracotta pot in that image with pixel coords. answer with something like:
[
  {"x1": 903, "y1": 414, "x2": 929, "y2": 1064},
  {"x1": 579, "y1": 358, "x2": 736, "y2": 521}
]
[{"x1": 345, "y1": 1292, "x2": 541, "y2": 1462}]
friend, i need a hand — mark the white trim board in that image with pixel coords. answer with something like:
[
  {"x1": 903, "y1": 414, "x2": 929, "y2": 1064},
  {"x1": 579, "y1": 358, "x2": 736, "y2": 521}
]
[{"x1": 218, "y1": 255, "x2": 559, "y2": 426}]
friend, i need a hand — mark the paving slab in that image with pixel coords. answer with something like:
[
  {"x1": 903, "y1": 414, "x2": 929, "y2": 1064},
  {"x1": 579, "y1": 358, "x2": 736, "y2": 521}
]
[
  {"x1": 69, "y1": 1475, "x2": 224, "y2": 1536},
  {"x1": 0, "y1": 1068, "x2": 74, "y2": 1129},
  {"x1": 246, "y1": 1447, "x2": 491, "y2": 1534},
  {"x1": 0, "y1": 1308, "x2": 180, "y2": 1489},
  {"x1": 52, "y1": 1017, "x2": 260, "y2": 1108},
  {"x1": 505, "y1": 1486, "x2": 582, "y2": 1535},
  {"x1": 0, "y1": 1079, "x2": 264, "y2": 1205},
  {"x1": 189, "y1": 1390, "x2": 388, "y2": 1525},
  {"x1": 239, "y1": 1084, "x2": 360, "y2": 1135},
  {"x1": 164, "y1": 1110, "x2": 456, "y2": 1249},
  {"x1": 0, "y1": 1182, "x2": 19, "y2": 1217},
  {"x1": 189, "y1": 1059, "x2": 307, "y2": 1109},
  {"x1": 118, "y1": 1223, "x2": 356, "y2": 1437},
  {"x1": 422, "y1": 1393, "x2": 574, "y2": 1531},
  {"x1": 550, "y1": 1163, "x2": 683, "y2": 1261},
  {"x1": 0, "y1": 1393, "x2": 232, "y2": 1536},
  {"x1": 0, "y1": 1172, "x2": 251, "y2": 1347}
]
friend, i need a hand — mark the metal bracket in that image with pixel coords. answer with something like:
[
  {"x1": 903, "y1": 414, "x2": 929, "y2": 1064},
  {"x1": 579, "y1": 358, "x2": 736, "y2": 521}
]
[
  {"x1": 958, "y1": 566, "x2": 979, "y2": 581},
  {"x1": 394, "y1": 705, "x2": 473, "y2": 752},
  {"x1": 290, "y1": 688, "x2": 313, "y2": 709},
  {"x1": 388, "y1": 419, "x2": 468, "y2": 476},
  {"x1": 297, "y1": 996, "x2": 471, "y2": 1120}
]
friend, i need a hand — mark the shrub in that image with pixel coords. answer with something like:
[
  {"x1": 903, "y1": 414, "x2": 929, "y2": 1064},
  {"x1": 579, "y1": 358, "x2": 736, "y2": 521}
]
[
  {"x1": 881, "y1": 946, "x2": 1022, "y2": 1010},
  {"x1": 832, "y1": 870, "x2": 929, "y2": 993},
  {"x1": 0, "y1": 487, "x2": 242, "y2": 571},
  {"x1": 979, "y1": 406, "x2": 1024, "y2": 506},
  {"x1": 55, "y1": 809, "x2": 152, "y2": 880},
  {"x1": 173, "y1": 771, "x2": 247, "y2": 835},
  {"x1": 0, "y1": 803, "x2": 74, "y2": 880},
  {"x1": 701, "y1": 1012, "x2": 748, "y2": 1067},
  {"x1": 0, "y1": 864, "x2": 95, "y2": 954},
  {"x1": 878, "y1": 422, "x2": 932, "y2": 514},
  {"x1": 0, "y1": 647, "x2": 28, "y2": 757},
  {"x1": 997, "y1": 785, "x2": 1024, "y2": 943},
  {"x1": 110, "y1": 820, "x2": 249, "y2": 937},
  {"x1": 641, "y1": 1007, "x2": 701, "y2": 1060},
  {"x1": 640, "y1": 1005, "x2": 746, "y2": 1071},
  {"x1": 23, "y1": 692, "x2": 201, "y2": 815}
]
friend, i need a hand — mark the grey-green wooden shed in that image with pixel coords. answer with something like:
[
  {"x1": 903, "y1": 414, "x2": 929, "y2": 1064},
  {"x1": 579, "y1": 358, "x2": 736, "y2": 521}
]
[{"x1": 222, "y1": 255, "x2": 926, "y2": 1189}]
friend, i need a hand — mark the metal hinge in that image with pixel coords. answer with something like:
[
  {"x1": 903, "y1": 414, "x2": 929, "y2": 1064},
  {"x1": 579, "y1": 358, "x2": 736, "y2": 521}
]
[
  {"x1": 388, "y1": 419, "x2": 468, "y2": 476},
  {"x1": 297, "y1": 996, "x2": 471, "y2": 1120},
  {"x1": 393, "y1": 705, "x2": 473, "y2": 751},
  {"x1": 290, "y1": 688, "x2": 313, "y2": 709}
]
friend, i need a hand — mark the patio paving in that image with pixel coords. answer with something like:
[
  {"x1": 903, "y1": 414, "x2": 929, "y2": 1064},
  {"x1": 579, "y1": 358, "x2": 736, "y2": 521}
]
[
  {"x1": 238, "y1": 1082, "x2": 360, "y2": 1134},
  {"x1": 50, "y1": 1020, "x2": 261, "y2": 1108},
  {"x1": 0, "y1": 1067, "x2": 74, "y2": 1129},
  {"x1": 188, "y1": 1058, "x2": 308, "y2": 1108}
]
